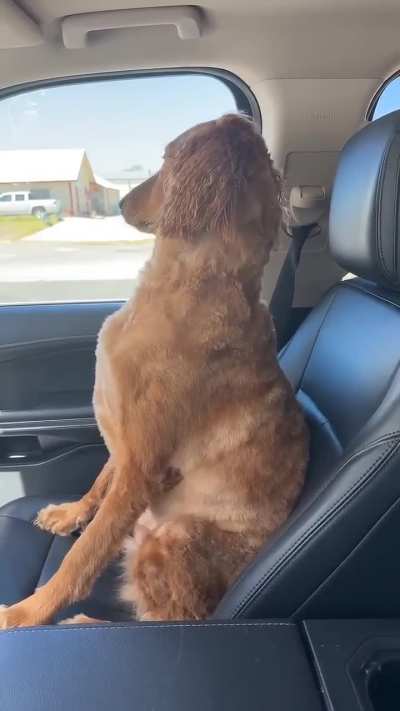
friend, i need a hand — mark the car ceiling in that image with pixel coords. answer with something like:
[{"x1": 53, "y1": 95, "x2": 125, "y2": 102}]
[{"x1": 2, "y1": 1, "x2": 400, "y2": 155}]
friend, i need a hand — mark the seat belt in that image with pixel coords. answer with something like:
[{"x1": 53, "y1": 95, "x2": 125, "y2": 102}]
[{"x1": 269, "y1": 222, "x2": 318, "y2": 350}]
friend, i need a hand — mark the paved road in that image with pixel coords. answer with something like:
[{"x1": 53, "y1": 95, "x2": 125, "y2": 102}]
[
  {"x1": 0, "y1": 217, "x2": 154, "y2": 304},
  {"x1": 23, "y1": 215, "x2": 145, "y2": 242}
]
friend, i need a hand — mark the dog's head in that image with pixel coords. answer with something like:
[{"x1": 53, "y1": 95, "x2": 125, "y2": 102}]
[{"x1": 120, "y1": 114, "x2": 281, "y2": 255}]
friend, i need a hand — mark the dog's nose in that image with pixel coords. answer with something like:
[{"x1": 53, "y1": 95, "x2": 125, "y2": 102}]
[{"x1": 119, "y1": 197, "x2": 126, "y2": 211}]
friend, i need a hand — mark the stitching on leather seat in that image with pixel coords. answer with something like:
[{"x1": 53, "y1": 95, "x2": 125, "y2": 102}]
[
  {"x1": 339, "y1": 281, "x2": 400, "y2": 309},
  {"x1": 375, "y1": 135, "x2": 400, "y2": 286},
  {"x1": 330, "y1": 430, "x2": 400, "y2": 472},
  {"x1": 0, "y1": 621, "x2": 294, "y2": 636},
  {"x1": 292, "y1": 493, "x2": 400, "y2": 617},
  {"x1": 230, "y1": 435, "x2": 400, "y2": 616},
  {"x1": 392, "y1": 150, "x2": 400, "y2": 277},
  {"x1": 375, "y1": 135, "x2": 393, "y2": 281},
  {"x1": 224, "y1": 431, "x2": 400, "y2": 614}
]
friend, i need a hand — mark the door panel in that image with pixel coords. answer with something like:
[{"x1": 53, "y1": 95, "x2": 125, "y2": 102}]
[{"x1": 0, "y1": 302, "x2": 121, "y2": 505}]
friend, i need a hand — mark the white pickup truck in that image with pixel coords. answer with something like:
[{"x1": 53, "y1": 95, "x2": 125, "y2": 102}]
[{"x1": 0, "y1": 190, "x2": 61, "y2": 219}]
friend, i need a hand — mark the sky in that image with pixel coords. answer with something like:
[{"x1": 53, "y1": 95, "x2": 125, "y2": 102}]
[
  {"x1": 0, "y1": 75, "x2": 236, "y2": 179},
  {"x1": 372, "y1": 77, "x2": 400, "y2": 119}
]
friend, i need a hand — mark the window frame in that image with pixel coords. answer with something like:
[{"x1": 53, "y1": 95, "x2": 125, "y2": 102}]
[
  {"x1": 0, "y1": 67, "x2": 261, "y2": 129},
  {"x1": 367, "y1": 71, "x2": 400, "y2": 121}
]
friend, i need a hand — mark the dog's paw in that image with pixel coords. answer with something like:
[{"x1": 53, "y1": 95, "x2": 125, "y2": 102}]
[
  {"x1": 35, "y1": 502, "x2": 88, "y2": 536},
  {"x1": 0, "y1": 604, "x2": 21, "y2": 629},
  {"x1": 0, "y1": 602, "x2": 41, "y2": 629},
  {"x1": 0, "y1": 605, "x2": 8, "y2": 629}
]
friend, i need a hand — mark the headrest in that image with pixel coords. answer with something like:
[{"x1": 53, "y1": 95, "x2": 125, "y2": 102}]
[{"x1": 329, "y1": 110, "x2": 400, "y2": 290}]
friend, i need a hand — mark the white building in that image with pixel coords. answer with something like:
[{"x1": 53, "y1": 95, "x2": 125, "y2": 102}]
[{"x1": 0, "y1": 149, "x2": 120, "y2": 216}]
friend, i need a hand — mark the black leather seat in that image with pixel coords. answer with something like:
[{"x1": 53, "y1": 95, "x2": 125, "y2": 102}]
[
  {"x1": 2, "y1": 110, "x2": 400, "y2": 622},
  {"x1": 0, "y1": 495, "x2": 129, "y2": 621}
]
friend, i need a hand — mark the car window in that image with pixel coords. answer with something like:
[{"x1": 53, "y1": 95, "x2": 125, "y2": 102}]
[
  {"x1": 29, "y1": 189, "x2": 50, "y2": 200},
  {"x1": 15, "y1": 194, "x2": 25, "y2": 201},
  {"x1": 0, "y1": 194, "x2": 11, "y2": 202},
  {"x1": 0, "y1": 73, "x2": 248, "y2": 305},
  {"x1": 371, "y1": 76, "x2": 400, "y2": 120}
]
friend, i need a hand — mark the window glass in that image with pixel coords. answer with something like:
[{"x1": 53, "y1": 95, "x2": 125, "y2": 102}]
[
  {"x1": 0, "y1": 74, "x2": 242, "y2": 305},
  {"x1": 15, "y1": 194, "x2": 25, "y2": 201},
  {"x1": 29, "y1": 189, "x2": 50, "y2": 199},
  {"x1": 371, "y1": 76, "x2": 400, "y2": 120},
  {"x1": 0, "y1": 194, "x2": 11, "y2": 202}
]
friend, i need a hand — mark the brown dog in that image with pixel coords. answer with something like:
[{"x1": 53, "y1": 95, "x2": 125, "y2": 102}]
[{"x1": 0, "y1": 115, "x2": 308, "y2": 627}]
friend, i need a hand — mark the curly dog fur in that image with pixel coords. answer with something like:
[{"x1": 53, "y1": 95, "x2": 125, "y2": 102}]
[{"x1": 0, "y1": 114, "x2": 308, "y2": 627}]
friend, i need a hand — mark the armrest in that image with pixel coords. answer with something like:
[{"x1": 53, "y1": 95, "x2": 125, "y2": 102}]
[{"x1": 0, "y1": 620, "x2": 322, "y2": 711}]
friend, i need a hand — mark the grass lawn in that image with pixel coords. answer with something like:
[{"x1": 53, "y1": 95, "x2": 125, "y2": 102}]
[{"x1": 0, "y1": 215, "x2": 59, "y2": 242}]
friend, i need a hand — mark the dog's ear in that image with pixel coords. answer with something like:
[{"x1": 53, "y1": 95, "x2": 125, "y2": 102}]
[{"x1": 158, "y1": 114, "x2": 281, "y2": 241}]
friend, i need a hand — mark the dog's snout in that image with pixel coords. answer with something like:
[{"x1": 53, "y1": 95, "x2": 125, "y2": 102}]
[{"x1": 119, "y1": 196, "x2": 126, "y2": 211}]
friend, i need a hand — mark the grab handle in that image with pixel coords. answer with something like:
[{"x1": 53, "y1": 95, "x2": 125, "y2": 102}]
[{"x1": 62, "y1": 6, "x2": 203, "y2": 49}]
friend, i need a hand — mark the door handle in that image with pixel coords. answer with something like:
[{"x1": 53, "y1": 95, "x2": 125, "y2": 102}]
[{"x1": 0, "y1": 435, "x2": 42, "y2": 465}]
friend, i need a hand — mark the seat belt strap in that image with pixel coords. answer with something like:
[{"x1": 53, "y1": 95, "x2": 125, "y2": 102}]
[{"x1": 270, "y1": 223, "x2": 317, "y2": 350}]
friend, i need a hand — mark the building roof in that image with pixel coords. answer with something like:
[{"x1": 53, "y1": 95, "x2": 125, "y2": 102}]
[
  {"x1": 0, "y1": 148, "x2": 86, "y2": 183},
  {"x1": 93, "y1": 174, "x2": 120, "y2": 192}
]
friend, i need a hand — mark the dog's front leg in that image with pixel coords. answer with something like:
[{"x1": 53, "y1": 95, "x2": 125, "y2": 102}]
[
  {"x1": 35, "y1": 456, "x2": 114, "y2": 536},
  {"x1": 0, "y1": 458, "x2": 153, "y2": 629}
]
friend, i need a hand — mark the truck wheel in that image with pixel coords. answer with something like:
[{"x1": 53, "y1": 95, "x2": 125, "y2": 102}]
[{"x1": 32, "y1": 207, "x2": 46, "y2": 220}]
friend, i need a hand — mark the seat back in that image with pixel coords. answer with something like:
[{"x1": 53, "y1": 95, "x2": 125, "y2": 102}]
[{"x1": 217, "y1": 110, "x2": 400, "y2": 620}]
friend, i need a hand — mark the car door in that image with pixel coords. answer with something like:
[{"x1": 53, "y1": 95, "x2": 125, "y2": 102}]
[
  {"x1": 14, "y1": 193, "x2": 27, "y2": 215},
  {"x1": 0, "y1": 301, "x2": 118, "y2": 505},
  {"x1": 0, "y1": 70, "x2": 252, "y2": 508},
  {"x1": 7, "y1": 193, "x2": 21, "y2": 216},
  {"x1": 0, "y1": 193, "x2": 13, "y2": 216}
]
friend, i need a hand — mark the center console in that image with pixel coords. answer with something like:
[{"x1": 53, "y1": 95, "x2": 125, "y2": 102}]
[
  {"x1": 1, "y1": 617, "x2": 400, "y2": 710},
  {"x1": 0, "y1": 619, "x2": 322, "y2": 711}
]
